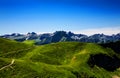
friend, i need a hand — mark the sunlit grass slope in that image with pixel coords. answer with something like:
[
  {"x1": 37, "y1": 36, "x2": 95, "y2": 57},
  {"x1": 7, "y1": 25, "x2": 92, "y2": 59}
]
[
  {"x1": 0, "y1": 38, "x2": 34, "y2": 58},
  {"x1": 23, "y1": 40, "x2": 36, "y2": 45},
  {"x1": 0, "y1": 38, "x2": 120, "y2": 78}
]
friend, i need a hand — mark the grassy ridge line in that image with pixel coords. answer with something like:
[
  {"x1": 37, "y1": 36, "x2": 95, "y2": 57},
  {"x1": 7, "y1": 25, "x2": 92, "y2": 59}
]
[
  {"x1": 0, "y1": 47, "x2": 33, "y2": 56},
  {"x1": 23, "y1": 42, "x2": 86, "y2": 65},
  {"x1": 0, "y1": 38, "x2": 36, "y2": 58},
  {"x1": 0, "y1": 38, "x2": 32, "y2": 52}
]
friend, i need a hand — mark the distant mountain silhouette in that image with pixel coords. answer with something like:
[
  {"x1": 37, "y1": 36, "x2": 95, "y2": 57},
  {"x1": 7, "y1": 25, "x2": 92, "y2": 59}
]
[{"x1": 1, "y1": 31, "x2": 120, "y2": 45}]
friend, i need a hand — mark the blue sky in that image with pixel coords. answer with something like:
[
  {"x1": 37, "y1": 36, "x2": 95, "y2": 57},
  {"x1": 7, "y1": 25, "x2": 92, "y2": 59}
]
[{"x1": 0, "y1": 0, "x2": 120, "y2": 35}]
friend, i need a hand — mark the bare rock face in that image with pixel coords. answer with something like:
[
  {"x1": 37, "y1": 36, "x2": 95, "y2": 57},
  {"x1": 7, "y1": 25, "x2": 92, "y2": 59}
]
[{"x1": 1, "y1": 31, "x2": 120, "y2": 44}]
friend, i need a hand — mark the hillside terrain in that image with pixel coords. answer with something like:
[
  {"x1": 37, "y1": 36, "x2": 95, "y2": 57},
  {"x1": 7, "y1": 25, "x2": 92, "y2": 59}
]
[
  {"x1": 0, "y1": 38, "x2": 120, "y2": 78},
  {"x1": 100, "y1": 41, "x2": 120, "y2": 54}
]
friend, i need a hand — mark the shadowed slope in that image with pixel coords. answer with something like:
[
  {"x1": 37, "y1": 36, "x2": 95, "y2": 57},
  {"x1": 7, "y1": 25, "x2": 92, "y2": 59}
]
[{"x1": 88, "y1": 54, "x2": 120, "y2": 71}]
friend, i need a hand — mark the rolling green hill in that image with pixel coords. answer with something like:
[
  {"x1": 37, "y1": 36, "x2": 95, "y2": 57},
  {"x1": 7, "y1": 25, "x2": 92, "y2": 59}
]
[
  {"x1": 0, "y1": 38, "x2": 120, "y2": 78},
  {"x1": 0, "y1": 38, "x2": 34, "y2": 58}
]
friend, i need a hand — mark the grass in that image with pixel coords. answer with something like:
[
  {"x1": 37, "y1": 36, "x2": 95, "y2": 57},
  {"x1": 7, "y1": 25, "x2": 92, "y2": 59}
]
[
  {"x1": 0, "y1": 38, "x2": 34, "y2": 58},
  {"x1": 23, "y1": 40, "x2": 36, "y2": 45},
  {"x1": 0, "y1": 38, "x2": 120, "y2": 78}
]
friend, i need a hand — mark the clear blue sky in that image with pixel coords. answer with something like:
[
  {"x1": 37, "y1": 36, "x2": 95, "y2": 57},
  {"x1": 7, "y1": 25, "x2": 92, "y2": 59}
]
[{"x1": 0, "y1": 0, "x2": 120, "y2": 35}]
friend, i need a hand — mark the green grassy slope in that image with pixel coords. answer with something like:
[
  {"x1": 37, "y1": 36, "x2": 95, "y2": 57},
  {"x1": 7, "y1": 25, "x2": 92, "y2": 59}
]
[
  {"x1": 23, "y1": 40, "x2": 36, "y2": 45},
  {"x1": 0, "y1": 38, "x2": 34, "y2": 58},
  {"x1": 0, "y1": 38, "x2": 120, "y2": 78}
]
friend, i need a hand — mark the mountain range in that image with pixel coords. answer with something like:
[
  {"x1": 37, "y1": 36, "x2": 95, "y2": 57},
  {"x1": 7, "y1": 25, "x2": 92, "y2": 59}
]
[{"x1": 1, "y1": 31, "x2": 120, "y2": 45}]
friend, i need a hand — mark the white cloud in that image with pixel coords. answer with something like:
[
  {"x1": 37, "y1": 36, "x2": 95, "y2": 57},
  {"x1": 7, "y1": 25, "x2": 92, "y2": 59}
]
[{"x1": 73, "y1": 27, "x2": 120, "y2": 36}]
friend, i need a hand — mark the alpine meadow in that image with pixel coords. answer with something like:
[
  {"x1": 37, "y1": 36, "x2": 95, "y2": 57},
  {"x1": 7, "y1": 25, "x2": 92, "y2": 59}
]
[{"x1": 0, "y1": 0, "x2": 120, "y2": 78}]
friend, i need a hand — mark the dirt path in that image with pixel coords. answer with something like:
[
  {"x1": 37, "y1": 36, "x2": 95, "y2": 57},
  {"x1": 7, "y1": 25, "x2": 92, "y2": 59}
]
[
  {"x1": 0, "y1": 59, "x2": 15, "y2": 70},
  {"x1": 112, "y1": 75, "x2": 120, "y2": 78}
]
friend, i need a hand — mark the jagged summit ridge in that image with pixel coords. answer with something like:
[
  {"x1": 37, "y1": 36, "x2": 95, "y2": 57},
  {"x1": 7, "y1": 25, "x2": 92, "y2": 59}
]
[{"x1": 0, "y1": 31, "x2": 120, "y2": 44}]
